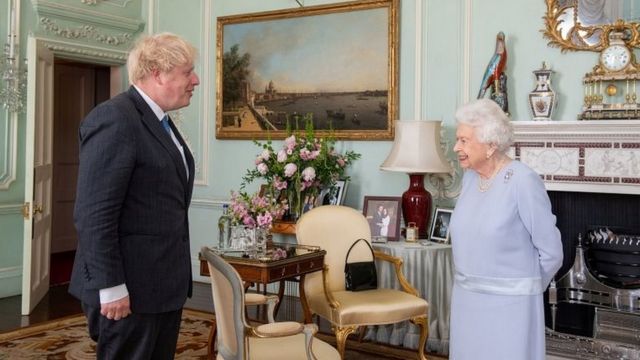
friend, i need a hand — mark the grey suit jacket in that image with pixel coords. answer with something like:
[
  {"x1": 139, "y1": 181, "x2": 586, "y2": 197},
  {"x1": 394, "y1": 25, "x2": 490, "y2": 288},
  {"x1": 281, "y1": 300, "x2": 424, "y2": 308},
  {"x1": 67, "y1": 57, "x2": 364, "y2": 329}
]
[{"x1": 69, "y1": 86, "x2": 195, "y2": 313}]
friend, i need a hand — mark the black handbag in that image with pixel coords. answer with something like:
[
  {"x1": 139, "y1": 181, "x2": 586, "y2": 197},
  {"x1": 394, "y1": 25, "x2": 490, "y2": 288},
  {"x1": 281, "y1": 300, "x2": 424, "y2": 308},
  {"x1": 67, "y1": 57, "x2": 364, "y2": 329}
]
[{"x1": 344, "y1": 238, "x2": 378, "y2": 291}]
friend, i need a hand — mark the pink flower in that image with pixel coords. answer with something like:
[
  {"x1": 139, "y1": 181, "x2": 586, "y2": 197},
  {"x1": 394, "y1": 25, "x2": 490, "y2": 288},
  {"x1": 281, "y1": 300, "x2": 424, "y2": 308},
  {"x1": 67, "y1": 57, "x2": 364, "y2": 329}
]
[
  {"x1": 284, "y1": 163, "x2": 297, "y2": 177},
  {"x1": 337, "y1": 158, "x2": 346, "y2": 167},
  {"x1": 301, "y1": 167, "x2": 316, "y2": 182},
  {"x1": 274, "y1": 177, "x2": 288, "y2": 190},
  {"x1": 243, "y1": 216, "x2": 256, "y2": 227},
  {"x1": 277, "y1": 149, "x2": 287, "y2": 162},
  {"x1": 260, "y1": 149, "x2": 271, "y2": 160},
  {"x1": 257, "y1": 163, "x2": 268, "y2": 175},
  {"x1": 300, "y1": 148, "x2": 312, "y2": 160},
  {"x1": 284, "y1": 135, "x2": 296, "y2": 150},
  {"x1": 257, "y1": 212, "x2": 273, "y2": 227}
]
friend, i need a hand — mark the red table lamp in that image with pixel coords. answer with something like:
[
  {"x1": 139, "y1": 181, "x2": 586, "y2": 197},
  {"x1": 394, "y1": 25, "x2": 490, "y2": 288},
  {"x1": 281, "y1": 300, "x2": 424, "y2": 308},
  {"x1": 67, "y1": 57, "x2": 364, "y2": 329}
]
[{"x1": 380, "y1": 121, "x2": 452, "y2": 238}]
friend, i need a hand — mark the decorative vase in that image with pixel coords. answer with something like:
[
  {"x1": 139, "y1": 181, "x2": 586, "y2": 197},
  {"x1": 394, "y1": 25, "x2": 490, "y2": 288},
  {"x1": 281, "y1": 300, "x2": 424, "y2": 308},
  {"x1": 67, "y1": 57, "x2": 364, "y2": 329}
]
[{"x1": 528, "y1": 62, "x2": 557, "y2": 120}]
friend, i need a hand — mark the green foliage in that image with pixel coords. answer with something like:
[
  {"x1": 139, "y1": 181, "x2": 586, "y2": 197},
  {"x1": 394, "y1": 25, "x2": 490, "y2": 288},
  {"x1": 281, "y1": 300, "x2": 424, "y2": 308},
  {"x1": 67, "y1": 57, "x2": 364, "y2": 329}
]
[
  {"x1": 241, "y1": 116, "x2": 361, "y2": 216},
  {"x1": 222, "y1": 44, "x2": 251, "y2": 108}
]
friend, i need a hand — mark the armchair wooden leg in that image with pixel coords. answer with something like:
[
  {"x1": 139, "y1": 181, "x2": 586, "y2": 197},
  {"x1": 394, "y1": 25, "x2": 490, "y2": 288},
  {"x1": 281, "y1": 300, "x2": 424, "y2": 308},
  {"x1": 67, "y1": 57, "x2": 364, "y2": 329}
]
[
  {"x1": 333, "y1": 325, "x2": 358, "y2": 359},
  {"x1": 208, "y1": 317, "x2": 217, "y2": 359},
  {"x1": 410, "y1": 315, "x2": 429, "y2": 360}
]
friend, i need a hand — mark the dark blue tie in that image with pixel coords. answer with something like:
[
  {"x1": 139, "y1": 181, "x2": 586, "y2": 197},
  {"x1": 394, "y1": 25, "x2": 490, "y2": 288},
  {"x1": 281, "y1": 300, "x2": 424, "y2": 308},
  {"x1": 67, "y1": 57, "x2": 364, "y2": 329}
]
[{"x1": 161, "y1": 115, "x2": 171, "y2": 134}]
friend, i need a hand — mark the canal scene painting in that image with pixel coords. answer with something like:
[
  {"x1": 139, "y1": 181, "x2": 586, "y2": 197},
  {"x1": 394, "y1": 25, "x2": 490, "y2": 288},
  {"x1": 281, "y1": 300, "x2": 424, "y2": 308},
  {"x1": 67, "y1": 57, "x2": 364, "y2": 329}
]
[{"x1": 215, "y1": 0, "x2": 398, "y2": 140}]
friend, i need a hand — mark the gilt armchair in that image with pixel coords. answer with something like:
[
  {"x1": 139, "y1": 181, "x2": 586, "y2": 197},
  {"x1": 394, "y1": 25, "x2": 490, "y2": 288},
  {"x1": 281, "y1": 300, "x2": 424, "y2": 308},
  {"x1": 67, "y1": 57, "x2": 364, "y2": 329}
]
[
  {"x1": 201, "y1": 247, "x2": 340, "y2": 360},
  {"x1": 296, "y1": 205, "x2": 429, "y2": 360}
]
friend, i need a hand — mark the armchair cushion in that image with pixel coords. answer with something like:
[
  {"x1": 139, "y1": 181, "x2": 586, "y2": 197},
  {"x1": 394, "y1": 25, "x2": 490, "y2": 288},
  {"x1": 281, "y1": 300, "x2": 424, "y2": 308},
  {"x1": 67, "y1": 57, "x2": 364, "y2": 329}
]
[
  {"x1": 307, "y1": 288, "x2": 428, "y2": 326},
  {"x1": 231, "y1": 334, "x2": 341, "y2": 360}
]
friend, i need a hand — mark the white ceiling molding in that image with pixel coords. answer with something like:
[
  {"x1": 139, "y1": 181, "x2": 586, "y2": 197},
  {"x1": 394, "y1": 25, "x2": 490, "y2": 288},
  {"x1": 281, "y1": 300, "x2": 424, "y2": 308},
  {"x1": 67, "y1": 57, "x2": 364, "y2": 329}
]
[
  {"x1": 41, "y1": 38, "x2": 128, "y2": 65},
  {"x1": 39, "y1": 17, "x2": 133, "y2": 46},
  {"x1": 81, "y1": 0, "x2": 134, "y2": 8},
  {"x1": 32, "y1": 0, "x2": 144, "y2": 32}
]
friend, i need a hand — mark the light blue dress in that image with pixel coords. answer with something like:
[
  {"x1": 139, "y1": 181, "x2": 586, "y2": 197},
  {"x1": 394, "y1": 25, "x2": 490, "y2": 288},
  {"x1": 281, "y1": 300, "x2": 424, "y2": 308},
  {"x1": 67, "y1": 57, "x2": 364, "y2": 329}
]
[{"x1": 448, "y1": 160, "x2": 563, "y2": 360}]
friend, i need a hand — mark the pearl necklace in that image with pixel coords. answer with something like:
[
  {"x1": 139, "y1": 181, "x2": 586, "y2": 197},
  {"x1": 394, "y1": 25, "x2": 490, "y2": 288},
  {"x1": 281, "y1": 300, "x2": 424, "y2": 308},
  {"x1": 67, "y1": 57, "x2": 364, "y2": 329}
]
[{"x1": 477, "y1": 158, "x2": 508, "y2": 192}]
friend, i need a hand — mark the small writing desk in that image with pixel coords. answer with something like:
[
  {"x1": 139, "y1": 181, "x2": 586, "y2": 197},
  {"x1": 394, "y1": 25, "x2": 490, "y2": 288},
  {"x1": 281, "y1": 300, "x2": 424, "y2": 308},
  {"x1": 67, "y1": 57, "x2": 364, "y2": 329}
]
[
  {"x1": 370, "y1": 240, "x2": 453, "y2": 355},
  {"x1": 198, "y1": 243, "x2": 324, "y2": 314}
]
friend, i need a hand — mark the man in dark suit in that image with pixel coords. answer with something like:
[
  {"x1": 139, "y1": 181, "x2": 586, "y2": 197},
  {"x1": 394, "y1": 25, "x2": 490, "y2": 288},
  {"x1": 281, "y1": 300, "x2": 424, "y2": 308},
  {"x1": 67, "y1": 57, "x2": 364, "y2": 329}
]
[{"x1": 69, "y1": 32, "x2": 199, "y2": 359}]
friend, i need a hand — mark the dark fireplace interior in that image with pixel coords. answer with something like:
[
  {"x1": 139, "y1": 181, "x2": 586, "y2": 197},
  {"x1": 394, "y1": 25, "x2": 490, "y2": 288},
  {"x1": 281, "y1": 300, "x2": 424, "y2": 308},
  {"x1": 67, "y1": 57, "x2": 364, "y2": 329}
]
[{"x1": 545, "y1": 191, "x2": 640, "y2": 337}]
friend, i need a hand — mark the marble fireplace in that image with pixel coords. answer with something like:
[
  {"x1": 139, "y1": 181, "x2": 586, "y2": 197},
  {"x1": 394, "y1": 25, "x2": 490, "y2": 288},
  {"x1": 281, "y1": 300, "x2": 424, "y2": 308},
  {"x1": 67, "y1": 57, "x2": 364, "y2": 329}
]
[{"x1": 512, "y1": 120, "x2": 640, "y2": 359}]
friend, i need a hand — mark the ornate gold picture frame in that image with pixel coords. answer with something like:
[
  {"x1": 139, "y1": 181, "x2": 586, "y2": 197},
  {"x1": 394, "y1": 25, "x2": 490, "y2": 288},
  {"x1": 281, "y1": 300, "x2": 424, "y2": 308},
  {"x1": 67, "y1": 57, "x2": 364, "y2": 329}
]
[
  {"x1": 543, "y1": 0, "x2": 640, "y2": 52},
  {"x1": 215, "y1": 0, "x2": 398, "y2": 140}
]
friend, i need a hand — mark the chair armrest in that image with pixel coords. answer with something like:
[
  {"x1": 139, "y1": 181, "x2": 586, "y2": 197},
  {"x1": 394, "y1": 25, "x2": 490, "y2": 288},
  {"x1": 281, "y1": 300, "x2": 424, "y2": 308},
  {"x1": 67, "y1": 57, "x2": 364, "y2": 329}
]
[
  {"x1": 245, "y1": 293, "x2": 279, "y2": 323},
  {"x1": 373, "y1": 250, "x2": 419, "y2": 297},
  {"x1": 322, "y1": 265, "x2": 341, "y2": 310},
  {"x1": 252, "y1": 321, "x2": 305, "y2": 338},
  {"x1": 250, "y1": 323, "x2": 319, "y2": 360}
]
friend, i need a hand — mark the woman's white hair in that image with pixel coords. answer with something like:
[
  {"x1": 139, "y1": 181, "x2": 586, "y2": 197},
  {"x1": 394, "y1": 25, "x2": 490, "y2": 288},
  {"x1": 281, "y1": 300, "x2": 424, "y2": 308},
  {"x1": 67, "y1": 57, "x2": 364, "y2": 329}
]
[{"x1": 454, "y1": 99, "x2": 513, "y2": 153}]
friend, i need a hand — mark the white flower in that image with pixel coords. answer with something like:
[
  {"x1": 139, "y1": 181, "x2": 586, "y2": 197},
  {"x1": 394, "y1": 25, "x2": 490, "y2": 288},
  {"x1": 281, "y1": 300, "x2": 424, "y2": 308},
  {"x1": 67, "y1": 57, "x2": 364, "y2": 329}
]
[
  {"x1": 277, "y1": 149, "x2": 287, "y2": 162},
  {"x1": 284, "y1": 135, "x2": 296, "y2": 150},
  {"x1": 257, "y1": 163, "x2": 268, "y2": 175},
  {"x1": 301, "y1": 167, "x2": 316, "y2": 182},
  {"x1": 260, "y1": 149, "x2": 271, "y2": 160},
  {"x1": 284, "y1": 163, "x2": 297, "y2": 177}
]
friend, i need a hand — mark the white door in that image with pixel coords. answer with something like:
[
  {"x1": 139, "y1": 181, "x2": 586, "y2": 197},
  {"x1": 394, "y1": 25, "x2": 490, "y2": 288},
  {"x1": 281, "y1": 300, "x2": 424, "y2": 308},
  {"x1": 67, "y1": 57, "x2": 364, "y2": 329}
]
[{"x1": 22, "y1": 37, "x2": 54, "y2": 315}]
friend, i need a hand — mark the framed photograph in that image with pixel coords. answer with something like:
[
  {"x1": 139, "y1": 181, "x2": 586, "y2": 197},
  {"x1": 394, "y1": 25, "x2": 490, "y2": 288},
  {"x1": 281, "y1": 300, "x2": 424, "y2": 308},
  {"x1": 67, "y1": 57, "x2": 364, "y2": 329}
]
[
  {"x1": 316, "y1": 179, "x2": 349, "y2": 206},
  {"x1": 362, "y1": 196, "x2": 401, "y2": 241},
  {"x1": 215, "y1": 0, "x2": 399, "y2": 140},
  {"x1": 430, "y1": 208, "x2": 453, "y2": 243}
]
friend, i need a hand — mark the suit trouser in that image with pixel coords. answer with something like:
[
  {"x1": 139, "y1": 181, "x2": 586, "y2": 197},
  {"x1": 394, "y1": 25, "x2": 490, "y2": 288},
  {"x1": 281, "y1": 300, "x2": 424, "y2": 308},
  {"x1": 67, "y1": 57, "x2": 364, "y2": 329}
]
[{"x1": 82, "y1": 303, "x2": 182, "y2": 360}]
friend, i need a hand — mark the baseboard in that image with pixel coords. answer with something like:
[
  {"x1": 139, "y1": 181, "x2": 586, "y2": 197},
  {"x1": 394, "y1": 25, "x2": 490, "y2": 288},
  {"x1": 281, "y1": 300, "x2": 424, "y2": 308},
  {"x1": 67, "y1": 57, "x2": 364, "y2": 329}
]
[{"x1": 0, "y1": 266, "x2": 22, "y2": 298}]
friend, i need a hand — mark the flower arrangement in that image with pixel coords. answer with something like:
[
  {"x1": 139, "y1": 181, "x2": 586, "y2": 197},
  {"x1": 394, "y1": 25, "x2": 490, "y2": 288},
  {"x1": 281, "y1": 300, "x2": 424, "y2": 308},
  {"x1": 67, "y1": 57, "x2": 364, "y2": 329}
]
[
  {"x1": 242, "y1": 117, "x2": 360, "y2": 219},
  {"x1": 228, "y1": 191, "x2": 286, "y2": 229}
]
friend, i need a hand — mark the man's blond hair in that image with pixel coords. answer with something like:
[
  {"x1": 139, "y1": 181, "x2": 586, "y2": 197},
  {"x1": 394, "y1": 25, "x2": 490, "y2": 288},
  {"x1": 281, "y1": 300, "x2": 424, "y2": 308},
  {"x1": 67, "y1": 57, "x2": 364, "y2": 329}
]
[{"x1": 127, "y1": 33, "x2": 197, "y2": 84}]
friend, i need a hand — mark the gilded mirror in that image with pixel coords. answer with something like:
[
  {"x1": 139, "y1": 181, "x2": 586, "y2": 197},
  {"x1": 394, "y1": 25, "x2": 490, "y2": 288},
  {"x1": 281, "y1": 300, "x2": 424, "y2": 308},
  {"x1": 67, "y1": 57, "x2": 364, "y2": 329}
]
[{"x1": 543, "y1": 0, "x2": 640, "y2": 51}]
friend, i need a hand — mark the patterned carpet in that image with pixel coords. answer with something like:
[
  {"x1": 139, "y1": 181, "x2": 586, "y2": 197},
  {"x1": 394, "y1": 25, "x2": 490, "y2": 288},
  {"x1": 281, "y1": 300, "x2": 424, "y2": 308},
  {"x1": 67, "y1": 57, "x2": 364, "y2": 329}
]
[
  {"x1": 0, "y1": 309, "x2": 212, "y2": 359},
  {"x1": 0, "y1": 309, "x2": 446, "y2": 359}
]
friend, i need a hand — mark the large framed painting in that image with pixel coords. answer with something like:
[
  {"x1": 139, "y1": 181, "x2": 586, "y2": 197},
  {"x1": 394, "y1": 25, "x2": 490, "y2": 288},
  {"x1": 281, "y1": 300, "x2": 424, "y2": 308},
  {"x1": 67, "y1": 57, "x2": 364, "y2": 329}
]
[{"x1": 215, "y1": 0, "x2": 399, "y2": 140}]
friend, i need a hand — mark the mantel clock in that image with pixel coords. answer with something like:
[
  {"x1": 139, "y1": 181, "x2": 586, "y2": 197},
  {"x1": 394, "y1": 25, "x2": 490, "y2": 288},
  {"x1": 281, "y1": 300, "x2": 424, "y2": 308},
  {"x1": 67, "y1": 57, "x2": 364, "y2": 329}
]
[{"x1": 580, "y1": 32, "x2": 640, "y2": 120}]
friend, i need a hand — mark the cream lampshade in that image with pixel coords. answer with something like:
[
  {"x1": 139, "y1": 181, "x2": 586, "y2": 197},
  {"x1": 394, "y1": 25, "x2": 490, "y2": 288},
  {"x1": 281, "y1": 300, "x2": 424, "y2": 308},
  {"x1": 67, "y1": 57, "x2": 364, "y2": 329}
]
[{"x1": 380, "y1": 121, "x2": 452, "y2": 238}]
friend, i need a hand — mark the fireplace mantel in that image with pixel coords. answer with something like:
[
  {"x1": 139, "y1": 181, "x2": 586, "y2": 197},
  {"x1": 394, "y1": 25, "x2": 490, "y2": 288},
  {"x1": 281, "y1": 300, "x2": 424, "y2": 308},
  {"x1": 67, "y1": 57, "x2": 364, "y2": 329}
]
[{"x1": 511, "y1": 120, "x2": 640, "y2": 195}]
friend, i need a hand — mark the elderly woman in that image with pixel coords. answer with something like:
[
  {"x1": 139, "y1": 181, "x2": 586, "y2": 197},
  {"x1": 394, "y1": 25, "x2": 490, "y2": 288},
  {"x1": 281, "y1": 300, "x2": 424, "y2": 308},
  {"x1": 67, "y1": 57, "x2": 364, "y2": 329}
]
[{"x1": 448, "y1": 99, "x2": 563, "y2": 359}]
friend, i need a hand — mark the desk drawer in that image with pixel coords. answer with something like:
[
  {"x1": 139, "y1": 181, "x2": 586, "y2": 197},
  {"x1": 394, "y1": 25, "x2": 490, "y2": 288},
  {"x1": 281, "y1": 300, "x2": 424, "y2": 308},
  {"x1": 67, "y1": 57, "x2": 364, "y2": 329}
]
[{"x1": 268, "y1": 256, "x2": 323, "y2": 281}]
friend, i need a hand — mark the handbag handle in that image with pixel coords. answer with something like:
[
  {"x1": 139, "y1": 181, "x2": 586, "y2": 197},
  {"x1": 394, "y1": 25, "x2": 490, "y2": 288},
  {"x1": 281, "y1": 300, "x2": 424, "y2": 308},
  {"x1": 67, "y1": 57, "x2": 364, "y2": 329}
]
[{"x1": 345, "y1": 238, "x2": 375, "y2": 264}]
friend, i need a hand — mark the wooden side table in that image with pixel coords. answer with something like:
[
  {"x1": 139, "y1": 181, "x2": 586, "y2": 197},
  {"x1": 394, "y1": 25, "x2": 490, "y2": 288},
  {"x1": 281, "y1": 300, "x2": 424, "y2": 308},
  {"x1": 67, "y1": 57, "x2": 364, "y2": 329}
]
[{"x1": 270, "y1": 220, "x2": 296, "y2": 235}]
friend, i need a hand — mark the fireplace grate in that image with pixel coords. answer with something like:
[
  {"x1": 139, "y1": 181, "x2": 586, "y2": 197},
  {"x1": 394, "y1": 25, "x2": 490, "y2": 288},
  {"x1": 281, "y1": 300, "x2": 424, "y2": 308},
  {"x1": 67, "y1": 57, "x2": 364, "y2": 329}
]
[{"x1": 594, "y1": 308, "x2": 640, "y2": 345}]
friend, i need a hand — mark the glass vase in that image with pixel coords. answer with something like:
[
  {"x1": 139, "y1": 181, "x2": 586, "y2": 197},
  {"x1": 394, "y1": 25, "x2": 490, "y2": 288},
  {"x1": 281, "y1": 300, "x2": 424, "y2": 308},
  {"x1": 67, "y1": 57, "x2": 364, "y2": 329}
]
[
  {"x1": 254, "y1": 227, "x2": 269, "y2": 256},
  {"x1": 285, "y1": 189, "x2": 303, "y2": 222},
  {"x1": 230, "y1": 225, "x2": 268, "y2": 258}
]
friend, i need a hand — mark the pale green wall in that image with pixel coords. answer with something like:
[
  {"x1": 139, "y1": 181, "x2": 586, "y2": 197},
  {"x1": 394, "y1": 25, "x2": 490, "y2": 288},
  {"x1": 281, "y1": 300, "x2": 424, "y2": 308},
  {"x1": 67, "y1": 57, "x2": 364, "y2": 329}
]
[{"x1": 0, "y1": 0, "x2": 623, "y2": 291}]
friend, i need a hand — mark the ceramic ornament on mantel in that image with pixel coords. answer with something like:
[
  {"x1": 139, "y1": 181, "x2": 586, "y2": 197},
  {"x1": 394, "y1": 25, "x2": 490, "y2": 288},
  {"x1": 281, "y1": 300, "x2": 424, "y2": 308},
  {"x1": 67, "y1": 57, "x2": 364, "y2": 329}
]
[{"x1": 528, "y1": 61, "x2": 558, "y2": 120}]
